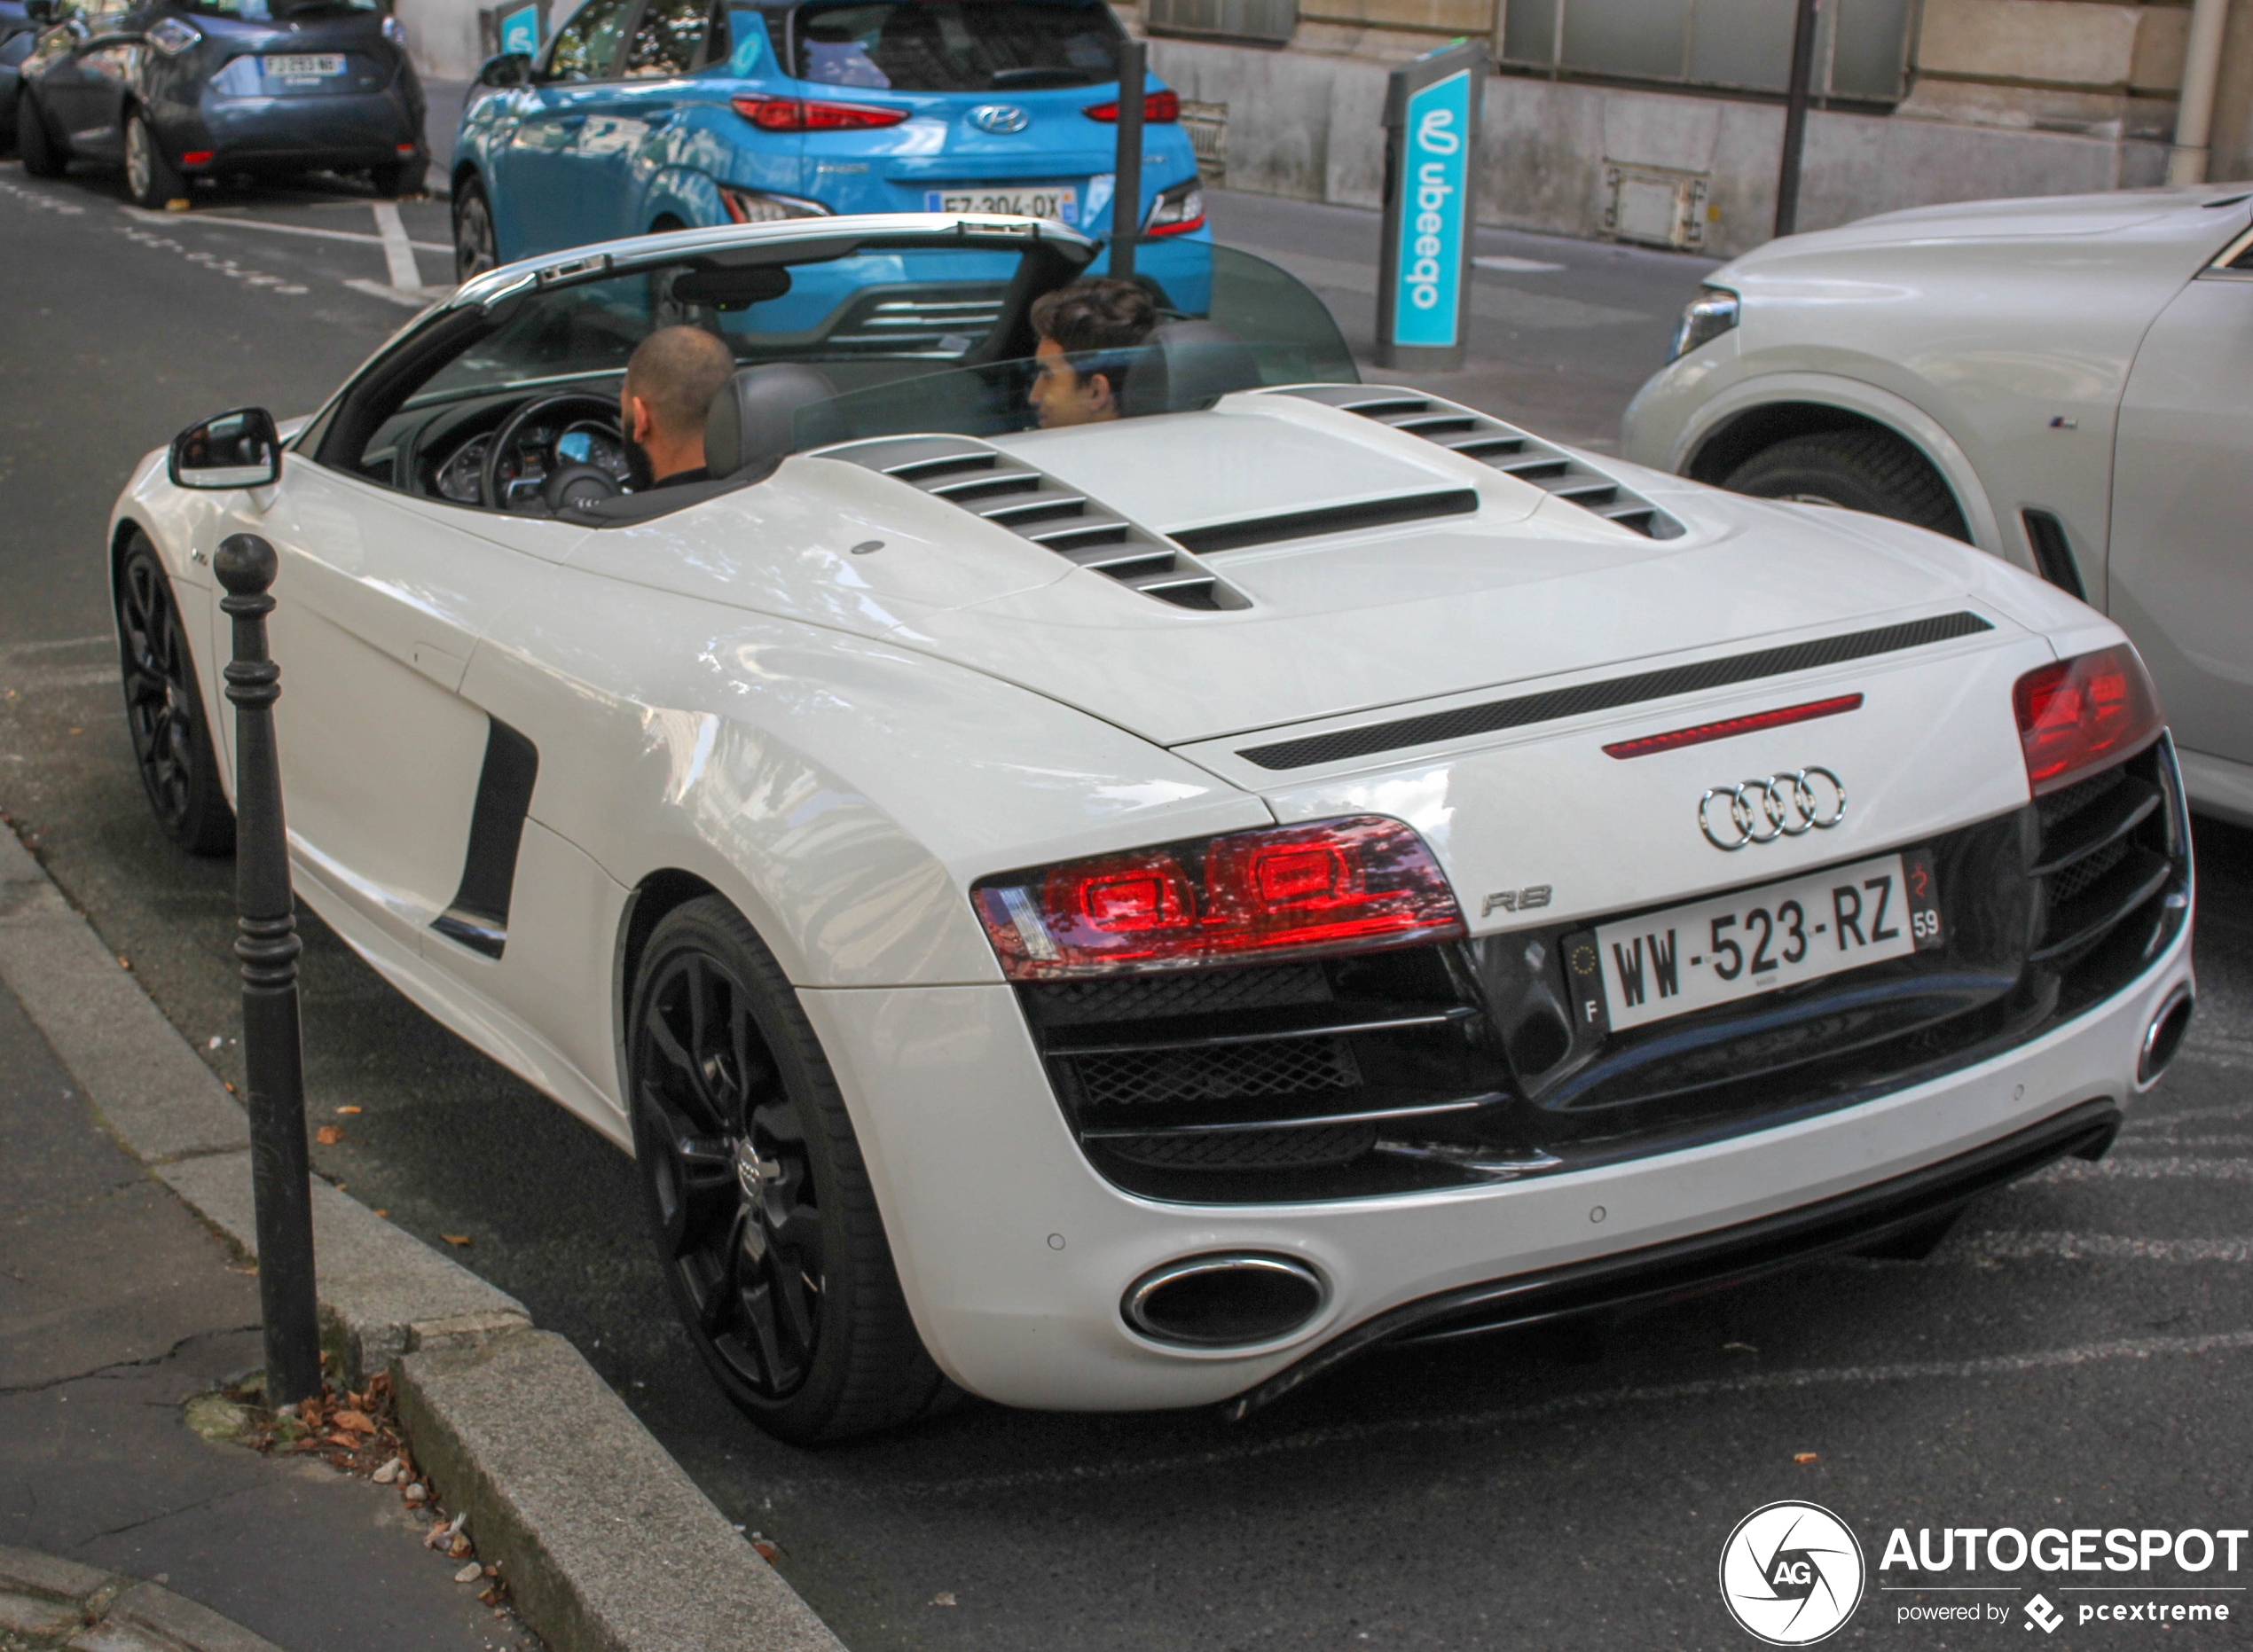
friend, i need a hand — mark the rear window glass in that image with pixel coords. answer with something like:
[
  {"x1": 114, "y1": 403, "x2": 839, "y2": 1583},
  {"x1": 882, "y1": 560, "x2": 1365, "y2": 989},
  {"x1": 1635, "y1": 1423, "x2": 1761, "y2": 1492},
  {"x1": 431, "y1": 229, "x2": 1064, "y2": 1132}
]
[{"x1": 788, "y1": 0, "x2": 1119, "y2": 92}]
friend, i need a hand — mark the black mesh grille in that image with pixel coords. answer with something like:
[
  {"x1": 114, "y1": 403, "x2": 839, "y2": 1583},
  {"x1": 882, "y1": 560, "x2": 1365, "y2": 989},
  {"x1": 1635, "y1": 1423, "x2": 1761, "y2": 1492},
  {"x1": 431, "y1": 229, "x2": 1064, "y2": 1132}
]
[
  {"x1": 2045, "y1": 837, "x2": 2131, "y2": 907},
  {"x1": 1024, "y1": 964, "x2": 1332, "y2": 1027},
  {"x1": 1238, "y1": 611, "x2": 1995, "y2": 771},
  {"x1": 1104, "y1": 1124, "x2": 1378, "y2": 1170},
  {"x1": 1075, "y1": 1037, "x2": 1362, "y2": 1110},
  {"x1": 2037, "y1": 766, "x2": 2124, "y2": 831}
]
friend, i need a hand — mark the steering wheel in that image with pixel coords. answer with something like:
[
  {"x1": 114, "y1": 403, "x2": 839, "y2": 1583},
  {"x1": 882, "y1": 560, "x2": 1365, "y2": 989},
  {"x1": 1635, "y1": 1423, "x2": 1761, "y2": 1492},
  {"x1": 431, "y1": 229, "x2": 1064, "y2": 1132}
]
[{"x1": 480, "y1": 392, "x2": 628, "y2": 513}]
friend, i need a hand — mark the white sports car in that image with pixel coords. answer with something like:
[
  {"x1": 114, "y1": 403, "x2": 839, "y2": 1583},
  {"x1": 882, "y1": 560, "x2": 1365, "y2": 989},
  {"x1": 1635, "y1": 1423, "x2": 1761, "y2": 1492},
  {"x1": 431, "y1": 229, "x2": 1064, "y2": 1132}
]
[
  {"x1": 1623, "y1": 184, "x2": 2253, "y2": 829},
  {"x1": 111, "y1": 214, "x2": 2195, "y2": 1443}
]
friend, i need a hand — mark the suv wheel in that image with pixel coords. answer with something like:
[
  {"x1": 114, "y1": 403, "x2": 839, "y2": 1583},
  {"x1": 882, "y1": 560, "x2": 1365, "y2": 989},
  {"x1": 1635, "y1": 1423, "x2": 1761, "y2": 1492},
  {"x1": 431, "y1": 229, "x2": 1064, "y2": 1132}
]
[{"x1": 1723, "y1": 427, "x2": 1969, "y2": 541}]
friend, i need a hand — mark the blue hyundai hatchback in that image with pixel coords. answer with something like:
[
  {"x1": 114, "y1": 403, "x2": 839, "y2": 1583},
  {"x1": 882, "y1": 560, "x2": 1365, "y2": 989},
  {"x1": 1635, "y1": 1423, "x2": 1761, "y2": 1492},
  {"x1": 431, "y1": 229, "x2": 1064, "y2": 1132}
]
[{"x1": 450, "y1": 0, "x2": 1209, "y2": 304}]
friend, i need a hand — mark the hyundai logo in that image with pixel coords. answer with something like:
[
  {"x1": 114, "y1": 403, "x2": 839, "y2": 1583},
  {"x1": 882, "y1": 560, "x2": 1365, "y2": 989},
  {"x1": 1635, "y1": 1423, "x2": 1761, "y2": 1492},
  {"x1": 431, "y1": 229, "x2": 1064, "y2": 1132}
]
[{"x1": 969, "y1": 104, "x2": 1031, "y2": 135}]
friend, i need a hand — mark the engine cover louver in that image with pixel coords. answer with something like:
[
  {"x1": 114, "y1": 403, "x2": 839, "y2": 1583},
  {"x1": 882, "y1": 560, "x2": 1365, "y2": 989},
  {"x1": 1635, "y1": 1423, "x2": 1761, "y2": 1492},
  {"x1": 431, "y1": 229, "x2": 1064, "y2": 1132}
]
[
  {"x1": 1270, "y1": 386, "x2": 1685, "y2": 540},
  {"x1": 815, "y1": 435, "x2": 1247, "y2": 611}
]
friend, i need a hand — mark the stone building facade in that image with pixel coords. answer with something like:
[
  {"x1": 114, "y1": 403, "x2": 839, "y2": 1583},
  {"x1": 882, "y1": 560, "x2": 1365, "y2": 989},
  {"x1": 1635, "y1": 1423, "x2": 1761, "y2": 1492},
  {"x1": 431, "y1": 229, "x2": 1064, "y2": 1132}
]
[{"x1": 1141, "y1": 0, "x2": 2253, "y2": 254}]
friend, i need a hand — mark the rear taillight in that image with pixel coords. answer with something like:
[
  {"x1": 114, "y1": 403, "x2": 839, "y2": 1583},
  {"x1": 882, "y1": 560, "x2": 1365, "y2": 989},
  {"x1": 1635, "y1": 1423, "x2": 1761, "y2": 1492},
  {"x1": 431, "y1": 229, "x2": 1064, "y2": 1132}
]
[
  {"x1": 1143, "y1": 177, "x2": 1205, "y2": 238},
  {"x1": 730, "y1": 92, "x2": 908, "y2": 131},
  {"x1": 1082, "y1": 88, "x2": 1179, "y2": 123},
  {"x1": 972, "y1": 816, "x2": 1464, "y2": 979},
  {"x1": 2013, "y1": 645, "x2": 2163, "y2": 795}
]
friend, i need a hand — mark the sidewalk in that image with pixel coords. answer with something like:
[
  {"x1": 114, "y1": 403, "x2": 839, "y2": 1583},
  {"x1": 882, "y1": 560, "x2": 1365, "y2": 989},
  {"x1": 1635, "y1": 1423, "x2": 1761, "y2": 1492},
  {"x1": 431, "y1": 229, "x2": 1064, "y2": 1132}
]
[{"x1": 0, "y1": 972, "x2": 530, "y2": 1652}]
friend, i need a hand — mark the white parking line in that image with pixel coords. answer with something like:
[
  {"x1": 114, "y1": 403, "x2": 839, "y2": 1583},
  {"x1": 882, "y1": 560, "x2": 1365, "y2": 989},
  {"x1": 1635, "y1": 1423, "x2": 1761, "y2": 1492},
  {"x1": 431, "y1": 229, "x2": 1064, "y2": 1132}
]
[
  {"x1": 120, "y1": 202, "x2": 451, "y2": 254},
  {"x1": 1474, "y1": 254, "x2": 1566, "y2": 273},
  {"x1": 0, "y1": 176, "x2": 88, "y2": 215},
  {"x1": 864, "y1": 1328, "x2": 2253, "y2": 1499},
  {"x1": 372, "y1": 200, "x2": 423, "y2": 289},
  {"x1": 1959, "y1": 1230, "x2": 2253, "y2": 1264},
  {"x1": 114, "y1": 223, "x2": 310, "y2": 294},
  {"x1": 2, "y1": 666, "x2": 116, "y2": 694},
  {"x1": 0, "y1": 638, "x2": 112, "y2": 658}
]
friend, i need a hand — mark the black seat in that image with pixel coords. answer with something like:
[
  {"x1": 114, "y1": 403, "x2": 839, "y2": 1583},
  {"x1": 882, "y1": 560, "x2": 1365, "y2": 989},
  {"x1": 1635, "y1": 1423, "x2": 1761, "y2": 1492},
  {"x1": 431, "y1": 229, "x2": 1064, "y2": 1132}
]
[
  {"x1": 705, "y1": 363, "x2": 842, "y2": 478},
  {"x1": 1119, "y1": 320, "x2": 1262, "y2": 418},
  {"x1": 563, "y1": 363, "x2": 841, "y2": 527}
]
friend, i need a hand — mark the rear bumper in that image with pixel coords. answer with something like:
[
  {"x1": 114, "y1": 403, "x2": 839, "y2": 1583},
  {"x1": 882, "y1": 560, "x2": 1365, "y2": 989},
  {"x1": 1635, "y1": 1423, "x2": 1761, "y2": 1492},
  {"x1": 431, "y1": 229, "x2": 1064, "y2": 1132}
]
[
  {"x1": 184, "y1": 86, "x2": 421, "y2": 167},
  {"x1": 1229, "y1": 1091, "x2": 2120, "y2": 1418},
  {"x1": 798, "y1": 910, "x2": 2192, "y2": 1413}
]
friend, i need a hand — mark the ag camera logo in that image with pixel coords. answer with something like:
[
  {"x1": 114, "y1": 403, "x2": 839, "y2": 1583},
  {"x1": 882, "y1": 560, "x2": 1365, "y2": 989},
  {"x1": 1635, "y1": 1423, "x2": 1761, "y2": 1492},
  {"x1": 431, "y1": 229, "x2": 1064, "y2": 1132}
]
[{"x1": 1720, "y1": 1501, "x2": 1866, "y2": 1645}]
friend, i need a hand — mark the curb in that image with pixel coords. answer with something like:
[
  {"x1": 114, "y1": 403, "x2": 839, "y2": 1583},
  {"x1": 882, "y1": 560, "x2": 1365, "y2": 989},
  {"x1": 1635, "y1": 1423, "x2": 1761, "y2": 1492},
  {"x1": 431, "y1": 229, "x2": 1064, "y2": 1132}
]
[
  {"x1": 0, "y1": 1543, "x2": 284, "y2": 1652},
  {"x1": 0, "y1": 822, "x2": 845, "y2": 1652}
]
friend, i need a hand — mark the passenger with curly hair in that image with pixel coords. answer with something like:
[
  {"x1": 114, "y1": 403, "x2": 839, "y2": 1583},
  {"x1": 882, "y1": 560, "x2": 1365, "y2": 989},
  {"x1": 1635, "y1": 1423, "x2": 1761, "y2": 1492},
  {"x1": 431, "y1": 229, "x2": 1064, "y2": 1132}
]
[{"x1": 1026, "y1": 278, "x2": 1158, "y2": 428}]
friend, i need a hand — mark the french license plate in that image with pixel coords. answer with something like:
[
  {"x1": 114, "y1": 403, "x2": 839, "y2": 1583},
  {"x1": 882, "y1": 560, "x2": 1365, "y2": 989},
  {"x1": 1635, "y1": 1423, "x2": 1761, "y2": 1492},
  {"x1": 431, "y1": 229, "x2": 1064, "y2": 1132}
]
[
  {"x1": 1582, "y1": 851, "x2": 1943, "y2": 1032},
  {"x1": 265, "y1": 53, "x2": 345, "y2": 77},
  {"x1": 923, "y1": 187, "x2": 1078, "y2": 226}
]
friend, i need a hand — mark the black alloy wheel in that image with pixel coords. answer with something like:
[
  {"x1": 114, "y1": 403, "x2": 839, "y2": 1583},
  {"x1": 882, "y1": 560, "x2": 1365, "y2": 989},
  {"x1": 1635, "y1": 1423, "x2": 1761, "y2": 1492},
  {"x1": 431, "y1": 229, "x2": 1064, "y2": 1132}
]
[
  {"x1": 17, "y1": 91, "x2": 66, "y2": 178},
  {"x1": 452, "y1": 176, "x2": 498, "y2": 283},
  {"x1": 115, "y1": 535, "x2": 235, "y2": 855},
  {"x1": 627, "y1": 896, "x2": 954, "y2": 1443}
]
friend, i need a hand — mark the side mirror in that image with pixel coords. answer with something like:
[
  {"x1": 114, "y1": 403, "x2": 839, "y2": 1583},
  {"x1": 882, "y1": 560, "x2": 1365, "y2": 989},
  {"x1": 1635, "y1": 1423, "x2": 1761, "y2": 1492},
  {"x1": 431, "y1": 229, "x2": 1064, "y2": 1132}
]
[
  {"x1": 24, "y1": 0, "x2": 56, "y2": 22},
  {"x1": 169, "y1": 407, "x2": 281, "y2": 489},
  {"x1": 475, "y1": 50, "x2": 530, "y2": 88}
]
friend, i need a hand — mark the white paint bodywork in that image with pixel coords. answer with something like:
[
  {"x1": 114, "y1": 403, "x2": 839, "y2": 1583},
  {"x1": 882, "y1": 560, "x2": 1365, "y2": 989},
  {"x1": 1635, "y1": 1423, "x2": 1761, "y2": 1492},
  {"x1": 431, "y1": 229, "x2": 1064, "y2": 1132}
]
[
  {"x1": 109, "y1": 223, "x2": 2195, "y2": 1409},
  {"x1": 1621, "y1": 185, "x2": 2253, "y2": 826}
]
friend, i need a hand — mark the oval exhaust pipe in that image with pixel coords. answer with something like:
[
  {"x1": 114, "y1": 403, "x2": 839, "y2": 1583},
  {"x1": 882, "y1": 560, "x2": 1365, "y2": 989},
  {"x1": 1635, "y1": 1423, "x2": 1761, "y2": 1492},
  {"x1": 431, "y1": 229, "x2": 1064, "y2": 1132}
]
[
  {"x1": 1124, "y1": 1253, "x2": 1327, "y2": 1349},
  {"x1": 2138, "y1": 984, "x2": 2194, "y2": 1086}
]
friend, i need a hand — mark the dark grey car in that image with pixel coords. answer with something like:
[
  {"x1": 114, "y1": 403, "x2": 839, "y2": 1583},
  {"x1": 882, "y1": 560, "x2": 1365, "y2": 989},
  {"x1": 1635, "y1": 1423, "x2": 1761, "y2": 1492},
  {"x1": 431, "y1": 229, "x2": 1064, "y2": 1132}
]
[{"x1": 14, "y1": 0, "x2": 425, "y2": 205}]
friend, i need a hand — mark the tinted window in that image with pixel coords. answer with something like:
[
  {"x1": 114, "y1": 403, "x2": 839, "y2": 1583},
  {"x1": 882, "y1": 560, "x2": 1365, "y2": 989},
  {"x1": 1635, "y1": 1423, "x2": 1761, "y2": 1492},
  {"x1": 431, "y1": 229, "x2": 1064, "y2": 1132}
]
[
  {"x1": 182, "y1": 0, "x2": 376, "y2": 14},
  {"x1": 789, "y1": 0, "x2": 1119, "y2": 92},
  {"x1": 543, "y1": 0, "x2": 632, "y2": 81},
  {"x1": 624, "y1": 0, "x2": 711, "y2": 74}
]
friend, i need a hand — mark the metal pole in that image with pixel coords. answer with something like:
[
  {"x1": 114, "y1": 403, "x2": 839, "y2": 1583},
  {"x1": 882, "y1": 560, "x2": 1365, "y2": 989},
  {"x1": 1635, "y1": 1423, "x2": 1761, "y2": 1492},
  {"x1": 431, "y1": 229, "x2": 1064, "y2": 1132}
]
[
  {"x1": 215, "y1": 533, "x2": 323, "y2": 1409},
  {"x1": 1774, "y1": 0, "x2": 1819, "y2": 238},
  {"x1": 1111, "y1": 38, "x2": 1145, "y2": 282}
]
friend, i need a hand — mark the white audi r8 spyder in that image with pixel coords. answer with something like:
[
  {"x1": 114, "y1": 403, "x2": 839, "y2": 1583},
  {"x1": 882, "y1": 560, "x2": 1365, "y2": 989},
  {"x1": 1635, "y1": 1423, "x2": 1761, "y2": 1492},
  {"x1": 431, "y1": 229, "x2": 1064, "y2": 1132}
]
[{"x1": 108, "y1": 214, "x2": 2196, "y2": 1442}]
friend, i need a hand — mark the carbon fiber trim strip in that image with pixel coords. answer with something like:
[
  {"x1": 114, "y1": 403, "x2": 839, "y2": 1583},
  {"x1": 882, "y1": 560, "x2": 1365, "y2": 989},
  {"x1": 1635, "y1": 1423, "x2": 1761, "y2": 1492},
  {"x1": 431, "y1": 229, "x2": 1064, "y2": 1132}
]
[{"x1": 1236, "y1": 610, "x2": 1995, "y2": 771}]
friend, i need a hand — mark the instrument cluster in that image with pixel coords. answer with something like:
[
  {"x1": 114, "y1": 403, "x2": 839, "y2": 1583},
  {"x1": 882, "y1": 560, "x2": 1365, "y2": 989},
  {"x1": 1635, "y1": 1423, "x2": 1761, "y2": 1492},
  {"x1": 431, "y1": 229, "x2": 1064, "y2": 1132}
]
[{"x1": 431, "y1": 419, "x2": 631, "y2": 507}]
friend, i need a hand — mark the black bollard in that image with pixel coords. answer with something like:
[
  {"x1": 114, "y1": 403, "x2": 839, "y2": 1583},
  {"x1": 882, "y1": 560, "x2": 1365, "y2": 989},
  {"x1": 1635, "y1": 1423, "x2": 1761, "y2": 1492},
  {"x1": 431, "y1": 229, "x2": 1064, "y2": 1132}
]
[
  {"x1": 215, "y1": 534, "x2": 323, "y2": 1408},
  {"x1": 1110, "y1": 37, "x2": 1145, "y2": 283},
  {"x1": 1773, "y1": 0, "x2": 1820, "y2": 238}
]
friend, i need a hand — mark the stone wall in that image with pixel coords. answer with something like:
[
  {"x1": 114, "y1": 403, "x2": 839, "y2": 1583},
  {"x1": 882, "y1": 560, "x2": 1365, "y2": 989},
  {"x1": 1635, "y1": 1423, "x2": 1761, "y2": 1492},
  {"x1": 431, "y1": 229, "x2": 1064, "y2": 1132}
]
[{"x1": 1148, "y1": 31, "x2": 2172, "y2": 256}]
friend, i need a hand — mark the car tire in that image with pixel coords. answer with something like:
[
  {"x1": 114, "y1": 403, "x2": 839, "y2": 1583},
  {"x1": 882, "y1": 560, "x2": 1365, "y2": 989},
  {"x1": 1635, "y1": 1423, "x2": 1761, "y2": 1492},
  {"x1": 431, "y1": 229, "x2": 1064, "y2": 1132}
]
[
  {"x1": 371, "y1": 157, "x2": 425, "y2": 199},
  {"x1": 452, "y1": 176, "x2": 498, "y2": 282},
  {"x1": 1722, "y1": 427, "x2": 1970, "y2": 542},
  {"x1": 122, "y1": 108, "x2": 185, "y2": 209},
  {"x1": 627, "y1": 895, "x2": 958, "y2": 1444},
  {"x1": 18, "y1": 90, "x2": 67, "y2": 178},
  {"x1": 115, "y1": 534, "x2": 235, "y2": 857}
]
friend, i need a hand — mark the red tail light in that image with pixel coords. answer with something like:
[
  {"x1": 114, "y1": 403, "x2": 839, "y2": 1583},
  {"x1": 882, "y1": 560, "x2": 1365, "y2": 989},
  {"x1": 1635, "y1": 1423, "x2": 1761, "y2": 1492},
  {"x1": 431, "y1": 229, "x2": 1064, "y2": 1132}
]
[
  {"x1": 1082, "y1": 88, "x2": 1179, "y2": 123},
  {"x1": 730, "y1": 92, "x2": 909, "y2": 131},
  {"x1": 2013, "y1": 645, "x2": 2163, "y2": 795},
  {"x1": 972, "y1": 816, "x2": 1464, "y2": 979}
]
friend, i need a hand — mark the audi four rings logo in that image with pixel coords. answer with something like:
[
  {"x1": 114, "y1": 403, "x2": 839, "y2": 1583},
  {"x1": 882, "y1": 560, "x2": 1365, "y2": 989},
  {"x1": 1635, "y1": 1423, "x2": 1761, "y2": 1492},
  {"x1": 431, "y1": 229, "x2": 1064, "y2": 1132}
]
[{"x1": 1698, "y1": 768, "x2": 1848, "y2": 851}]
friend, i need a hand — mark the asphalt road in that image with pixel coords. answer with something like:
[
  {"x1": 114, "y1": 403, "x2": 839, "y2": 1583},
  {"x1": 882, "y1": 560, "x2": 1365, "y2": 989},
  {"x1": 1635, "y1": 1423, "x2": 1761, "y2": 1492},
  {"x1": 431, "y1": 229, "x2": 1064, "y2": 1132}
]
[{"x1": 4, "y1": 154, "x2": 2251, "y2": 1652}]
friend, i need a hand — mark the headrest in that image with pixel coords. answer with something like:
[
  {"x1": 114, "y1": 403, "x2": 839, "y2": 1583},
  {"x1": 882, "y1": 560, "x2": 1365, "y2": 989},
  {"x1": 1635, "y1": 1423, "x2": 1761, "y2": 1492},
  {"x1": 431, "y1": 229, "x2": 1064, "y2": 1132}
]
[
  {"x1": 1118, "y1": 320, "x2": 1262, "y2": 418},
  {"x1": 704, "y1": 364, "x2": 840, "y2": 479}
]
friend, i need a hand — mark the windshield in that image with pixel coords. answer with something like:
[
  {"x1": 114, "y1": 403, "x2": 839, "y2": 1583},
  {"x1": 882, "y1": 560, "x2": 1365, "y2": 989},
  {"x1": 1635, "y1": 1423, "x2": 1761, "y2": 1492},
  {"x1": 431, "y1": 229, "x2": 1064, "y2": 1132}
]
[
  {"x1": 789, "y1": 0, "x2": 1119, "y2": 91},
  {"x1": 412, "y1": 240, "x2": 1043, "y2": 408}
]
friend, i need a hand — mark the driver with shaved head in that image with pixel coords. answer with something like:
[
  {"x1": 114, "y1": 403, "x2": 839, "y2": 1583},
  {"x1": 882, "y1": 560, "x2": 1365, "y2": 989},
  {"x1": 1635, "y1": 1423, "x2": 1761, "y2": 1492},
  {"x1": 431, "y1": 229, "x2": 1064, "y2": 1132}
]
[{"x1": 622, "y1": 325, "x2": 737, "y2": 489}]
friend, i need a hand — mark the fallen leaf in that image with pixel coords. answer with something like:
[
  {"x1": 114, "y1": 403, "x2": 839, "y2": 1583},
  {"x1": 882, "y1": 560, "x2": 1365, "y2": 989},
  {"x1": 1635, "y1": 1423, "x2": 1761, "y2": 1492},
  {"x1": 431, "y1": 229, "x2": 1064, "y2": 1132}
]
[
  {"x1": 373, "y1": 1210, "x2": 389, "y2": 1218},
  {"x1": 441, "y1": 1234, "x2": 472, "y2": 1247},
  {"x1": 335, "y1": 1105, "x2": 362, "y2": 1115},
  {"x1": 450, "y1": 1533, "x2": 474, "y2": 1560},
  {"x1": 333, "y1": 1409, "x2": 376, "y2": 1434},
  {"x1": 325, "y1": 1433, "x2": 358, "y2": 1450},
  {"x1": 751, "y1": 1539, "x2": 779, "y2": 1562},
  {"x1": 483, "y1": 1565, "x2": 499, "y2": 1578},
  {"x1": 315, "y1": 1125, "x2": 344, "y2": 1146},
  {"x1": 116, "y1": 955, "x2": 131, "y2": 969},
  {"x1": 1794, "y1": 1452, "x2": 1820, "y2": 1465}
]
